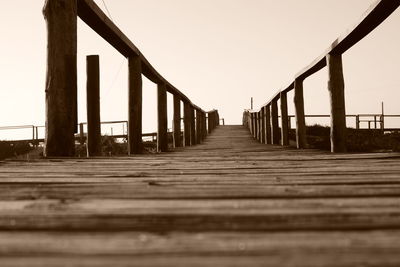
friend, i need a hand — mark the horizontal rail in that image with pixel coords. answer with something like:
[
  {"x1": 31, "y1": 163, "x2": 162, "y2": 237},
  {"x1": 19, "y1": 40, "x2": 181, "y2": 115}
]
[{"x1": 77, "y1": 0, "x2": 202, "y2": 111}]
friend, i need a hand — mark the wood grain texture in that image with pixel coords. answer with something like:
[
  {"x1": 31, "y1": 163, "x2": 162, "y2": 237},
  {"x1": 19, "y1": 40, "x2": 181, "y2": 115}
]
[
  {"x1": 1, "y1": 125, "x2": 400, "y2": 265},
  {"x1": 43, "y1": 0, "x2": 77, "y2": 157}
]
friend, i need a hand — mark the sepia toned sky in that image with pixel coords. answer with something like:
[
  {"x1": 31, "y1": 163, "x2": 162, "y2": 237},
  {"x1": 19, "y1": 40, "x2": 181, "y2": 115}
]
[{"x1": 0, "y1": 0, "x2": 400, "y2": 138}]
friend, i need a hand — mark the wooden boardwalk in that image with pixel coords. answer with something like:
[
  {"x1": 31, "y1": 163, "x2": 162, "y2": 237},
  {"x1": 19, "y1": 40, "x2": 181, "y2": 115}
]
[{"x1": 1, "y1": 125, "x2": 400, "y2": 266}]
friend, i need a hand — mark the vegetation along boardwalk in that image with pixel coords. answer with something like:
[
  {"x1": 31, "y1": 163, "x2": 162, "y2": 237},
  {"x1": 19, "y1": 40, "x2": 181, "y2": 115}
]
[{"x1": 1, "y1": 125, "x2": 400, "y2": 266}]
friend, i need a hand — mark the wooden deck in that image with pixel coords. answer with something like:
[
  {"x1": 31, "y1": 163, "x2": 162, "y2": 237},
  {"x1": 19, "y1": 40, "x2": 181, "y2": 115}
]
[{"x1": 1, "y1": 125, "x2": 400, "y2": 266}]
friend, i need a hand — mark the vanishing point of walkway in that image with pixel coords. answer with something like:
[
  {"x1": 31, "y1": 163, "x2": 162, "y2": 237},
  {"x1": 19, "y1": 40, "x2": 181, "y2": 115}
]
[{"x1": 1, "y1": 125, "x2": 400, "y2": 266}]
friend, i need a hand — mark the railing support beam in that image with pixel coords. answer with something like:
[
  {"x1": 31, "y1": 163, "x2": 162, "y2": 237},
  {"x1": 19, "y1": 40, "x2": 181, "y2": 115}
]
[
  {"x1": 157, "y1": 83, "x2": 168, "y2": 152},
  {"x1": 294, "y1": 79, "x2": 307, "y2": 149},
  {"x1": 43, "y1": 0, "x2": 77, "y2": 157},
  {"x1": 190, "y1": 107, "x2": 196, "y2": 145},
  {"x1": 265, "y1": 105, "x2": 272, "y2": 144},
  {"x1": 196, "y1": 109, "x2": 202, "y2": 144},
  {"x1": 280, "y1": 91, "x2": 289, "y2": 146},
  {"x1": 128, "y1": 55, "x2": 142, "y2": 154},
  {"x1": 184, "y1": 102, "x2": 191, "y2": 146},
  {"x1": 271, "y1": 99, "x2": 280, "y2": 145},
  {"x1": 327, "y1": 53, "x2": 347, "y2": 153},
  {"x1": 86, "y1": 55, "x2": 101, "y2": 157},
  {"x1": 173, "y1": 95, "x2": 182, "y2": 148},
  {"x1": 261, "y1": 107, "x2": 266, "y2": 144}
]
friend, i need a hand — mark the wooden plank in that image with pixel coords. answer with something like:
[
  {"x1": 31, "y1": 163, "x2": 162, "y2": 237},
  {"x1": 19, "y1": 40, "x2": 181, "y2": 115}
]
[
  {"x1": 2, "y1": 230, "x2": 400, "y2": 266},
  {"x1": 128, "y1": 56, "x2": 143, "y2": 154},
  {"x1": 43, "y1": 0, "x2": 77, "y2": 157}
]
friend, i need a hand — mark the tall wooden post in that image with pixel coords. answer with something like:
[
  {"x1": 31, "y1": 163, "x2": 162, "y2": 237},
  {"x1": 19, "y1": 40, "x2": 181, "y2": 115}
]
[
  {"x1": 294, "y1": 79, "x2": 307, "y2": 149},
  {"x1": 265, "y1": 105, "x2": 272, "y2": 144},
  {"x1": 356, "y1": 115, "x2": 360, "y2": 130},
  {"x1": 202, "y1": 112, "x2": 207, "y2": 140},
  {"x1": 184, "y1": 102, "x2": 191, "y2": 146},
  {"x1": 196, "y1": 109, "x2": 202, "y2": 144},
  {"x1": 255, "y1": 112, "x2": 259, "y2": 141},
  {"x1": 252, "y1": 113, "x2": 257, "y2": 138},
  {"x1": 280, "y1": 91, "x2": 289, "y2": 146},
  {"x1": 190, "y1": 107, "x2": 196, "y2": 145},
  {"x1": 128, "y1": 56, "x2": 142, "y2": 154},
  {"x1": 86, "y1": 55, "x2": 101, "y2": 157},
  {"x1": 157, "y1": 83, "x2": 168, "y2": 152},
  {"x1": 249, "y1": 113, "x2": 253, "y2": 135},
  {"x1": 173, "y1": 95, "x2": 182, "y2": 148},
  {"x1": 43, "y1": 0, "x2": 77, "y2": 157},
  {"x1": 208, "y1": 112, "x2": 213, "y2": 134},
  {"x1": 261, "y1": 107, "x2": 266, "y2": 144},
  {"x1": 79, "y1": 123, "x2": 85, "y2": 145},
  {"x1": 327, "y1": 53, "x2": 347, "y2": 153},
  {"x1": 271, "y1": 99, "x2": 280, "y2": 145}
]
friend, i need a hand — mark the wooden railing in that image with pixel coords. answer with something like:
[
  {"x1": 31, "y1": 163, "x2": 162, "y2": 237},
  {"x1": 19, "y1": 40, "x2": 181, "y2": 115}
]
[
  {"x1": 243, "y1": 0, "x2": 400, "y2": 153},
  {"x1": 43, "y1": 0, "x2": 219, "y2": 157}
]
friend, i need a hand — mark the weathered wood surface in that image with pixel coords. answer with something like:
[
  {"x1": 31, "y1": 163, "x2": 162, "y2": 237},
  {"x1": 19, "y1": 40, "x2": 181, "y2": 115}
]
[
  {"x1": 43, "y1": 0, "x2": 77, "y2": 157},
  {"x1": 1, "y1": 125, "x2": 400, "y2": 265}
]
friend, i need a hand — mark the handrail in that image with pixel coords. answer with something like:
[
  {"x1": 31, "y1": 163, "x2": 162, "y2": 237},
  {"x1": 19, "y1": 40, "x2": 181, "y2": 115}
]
[
  {"x1": 43, "y1": 0, "x2": 219, "y2": 157},
  {"x1": 77, "y1": 0, "x2": 201, "y2": 109},
  {"x1": 245, "y1": 0, "x2": 400, "y2": 153}
]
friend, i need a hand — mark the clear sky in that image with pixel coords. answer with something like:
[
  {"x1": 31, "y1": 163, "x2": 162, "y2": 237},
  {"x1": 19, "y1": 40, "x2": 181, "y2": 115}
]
[{"x1": 1, "y1": 0, "x2": 400, "y2": 138}]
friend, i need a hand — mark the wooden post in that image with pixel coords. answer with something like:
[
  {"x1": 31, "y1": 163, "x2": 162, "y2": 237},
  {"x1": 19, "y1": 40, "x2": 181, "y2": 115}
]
[
  {"x1": 86, "y1": 55, "x2": 101, "y2": 157},
  {"x1": 253, "y1": 112, "x2": 257, "y2": 138},
  {"x1": 265, "y1": 105, "x2": 272, "y2": 144},
  {"x1": 79, "y1": 123, "x2": 85, "y2": 145},
  {"x1": 173, "y1": 95, "x2": 182, "y2": 148},
  {"x1": 280, "y1": 91, "x2": 289, "y2": 146},
  {"x1": 271, "y1": 99, "x2": 280, "y2": 145},
  {"x1": 356, "y1": 115, "x2": 360, "y2": 130},
  {"x1": 128, "y1": 56, "x2": 142, "y2": 154},
  {"x1": 249, "y1": 113, "x2": 253, "y2": 135},
  {"x1": 208, "y1": 112, "x2": 213, "y2": 134},
  {"x1": 294, "y1": 79, "x2": 307, "y2": 149},
  {"x1": 157, "y1": 83, "x2": 168, "y2": 152},
  {"x1": 43, "y1": 0, "x2": 77, "y2": 157},
  {"x1": 327, "y1": 53, "x2": 347, "y2": 153},
  {"x1": 202, "y1": 112, "x2": 207, "y2": 140},
  {"x1": 190, "y1": 107, "x2": 196, "y2": 145},
  {"x1": 184, "y1": 102, "x2": 191, "y2": 146},
  {"x1": 261, "y1": 107, "x2": 266, "y2": 144},
  {"x1": 35, "y1": 127, "x2": 39, "y2": 147},
  {"x1": 255, "y1": 112, "x2": 259, "y2": 141},
  {"x1": 196, "y1": 109, "x2": 202, "y2": 144}
]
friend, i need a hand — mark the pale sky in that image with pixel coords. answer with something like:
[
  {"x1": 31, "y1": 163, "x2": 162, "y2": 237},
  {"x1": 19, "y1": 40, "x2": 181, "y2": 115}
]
[{"x1": 1, "y1": 0, "x2": 400, "y2": 139}]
